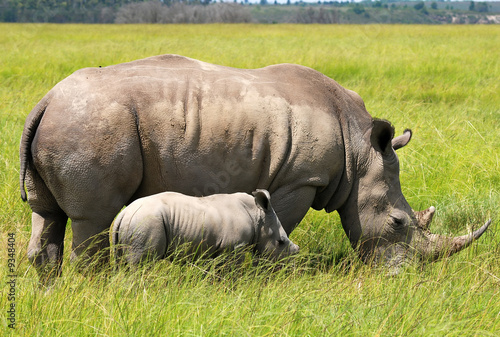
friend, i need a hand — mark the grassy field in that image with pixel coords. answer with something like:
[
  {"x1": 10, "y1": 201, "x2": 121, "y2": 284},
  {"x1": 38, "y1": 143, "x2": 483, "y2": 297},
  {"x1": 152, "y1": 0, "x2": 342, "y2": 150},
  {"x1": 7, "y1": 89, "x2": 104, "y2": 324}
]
[{"x1": 1, "y1": 24, "x2": 499, "y2": 335}]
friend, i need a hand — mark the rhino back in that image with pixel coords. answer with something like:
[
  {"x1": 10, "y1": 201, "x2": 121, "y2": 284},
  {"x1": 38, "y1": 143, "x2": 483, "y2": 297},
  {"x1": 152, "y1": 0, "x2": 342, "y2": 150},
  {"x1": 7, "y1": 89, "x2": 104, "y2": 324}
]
[
  {"x1": 33, "y1": 54, "x2": 371, "y2": 224},
  {"x1": 76, "y1": 55, "x2": 354, "y2": 199}
]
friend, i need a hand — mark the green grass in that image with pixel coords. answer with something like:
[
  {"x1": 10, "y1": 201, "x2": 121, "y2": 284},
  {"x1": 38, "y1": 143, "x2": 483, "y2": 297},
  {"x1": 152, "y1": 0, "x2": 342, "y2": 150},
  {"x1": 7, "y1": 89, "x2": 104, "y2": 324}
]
[{"x1": 1, "y1": 24, "x2": 499, "y2": 335}]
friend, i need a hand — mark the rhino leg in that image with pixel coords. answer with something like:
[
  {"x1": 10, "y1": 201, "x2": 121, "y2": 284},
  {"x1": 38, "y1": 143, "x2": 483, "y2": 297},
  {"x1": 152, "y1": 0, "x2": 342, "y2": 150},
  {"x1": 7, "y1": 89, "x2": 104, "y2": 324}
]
[
  {"x1": 272, "y1": 185, "x2": 317, "y2": 235},
  {"x1": 63, "y1": 166, "x2": 143, "y2": 272},
  {"x1": 28, "y1": 211, "x2": 67, "y2": 282},
  {"x1": 29, "y1": 108, "x2": 144, "y2": 272},
  {"x1": 25, "y1": 167, "x2": 68, "y2": 283},
  {"x1": 69, "y1": 216, "x2": 115, "y2": 272}
]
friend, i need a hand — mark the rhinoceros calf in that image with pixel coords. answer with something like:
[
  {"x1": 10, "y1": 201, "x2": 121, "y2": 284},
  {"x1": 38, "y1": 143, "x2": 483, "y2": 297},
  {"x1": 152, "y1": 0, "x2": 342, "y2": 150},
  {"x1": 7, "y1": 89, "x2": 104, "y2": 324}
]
[{"x1": 112, "y1": 189, "x2": 299, "y2": 265}]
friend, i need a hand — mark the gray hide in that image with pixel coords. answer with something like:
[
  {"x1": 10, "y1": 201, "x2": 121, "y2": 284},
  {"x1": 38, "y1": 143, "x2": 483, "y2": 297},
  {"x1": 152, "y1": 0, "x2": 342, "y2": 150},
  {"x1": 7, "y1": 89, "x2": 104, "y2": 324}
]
[
  {"x1": 20, "y1": 54, "x2": 491, "y2": 278},
  {"x1": 112, "y1": 189, "x2": 299, "y2": 265}
]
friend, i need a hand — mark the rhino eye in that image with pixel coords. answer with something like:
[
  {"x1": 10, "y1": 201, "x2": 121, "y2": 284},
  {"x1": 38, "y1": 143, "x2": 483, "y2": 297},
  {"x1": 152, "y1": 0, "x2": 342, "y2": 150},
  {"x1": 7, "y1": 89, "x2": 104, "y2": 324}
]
[
  {"x1": 277, "y1": 238, "x2": 285, "y2": 245},
  {"x1": 392, "y1": 218, "x2": 405, "y2": 229}
]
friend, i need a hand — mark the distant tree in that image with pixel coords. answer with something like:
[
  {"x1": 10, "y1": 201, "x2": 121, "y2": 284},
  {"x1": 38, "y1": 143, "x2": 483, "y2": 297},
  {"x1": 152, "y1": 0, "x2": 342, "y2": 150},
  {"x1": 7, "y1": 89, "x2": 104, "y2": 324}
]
[
  {"x1": 476, "y1": 2, "x2": 488, "y2": 12},
  {"x1": 260, "y1": 0, "x2": 267, "y2": 5},
  {"x1": 469, "y1": 1, "x2": 475, "y2": 11},
  {"x1": 352, "y1": 3, "x2": 364, "y2": 14},
  {"x1": 115, "y1": 2, "x2": 252, "y2": 23},
  {"x1": 294, "y1": 6, "x2": 338, "y2": 23},
  {"x1": 373, "y1": 1, "x2": 381, "y2": 8},
  {"x1": 414, "y1": 1, "x2": 425, "y2": 10},
  {"x1": 431, "y1": 2, "x2": 437, "y2": 10},
  {"x1": 115, "y1": 1, "x2": 165, "y2": 23}
]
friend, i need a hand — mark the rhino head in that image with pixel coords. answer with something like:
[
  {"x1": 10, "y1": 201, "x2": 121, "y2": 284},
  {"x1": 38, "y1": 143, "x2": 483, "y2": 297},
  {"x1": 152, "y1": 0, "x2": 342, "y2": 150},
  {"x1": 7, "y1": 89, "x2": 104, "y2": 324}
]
[
  {"x1": 338, "y1": 119, "x2": 491, "y2": 270},
  {"x1": 252, "y1": 189, "x2": 300, "y2": 260}
]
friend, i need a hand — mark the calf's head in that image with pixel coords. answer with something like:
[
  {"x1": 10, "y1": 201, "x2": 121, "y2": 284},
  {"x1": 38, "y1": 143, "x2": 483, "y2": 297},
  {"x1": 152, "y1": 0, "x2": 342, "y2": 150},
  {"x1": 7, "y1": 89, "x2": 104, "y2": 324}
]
[
  {"x1": 252, "y1": 189, "x2": 300, "y2": 260},
  {"x1": 338, "y1": 120, "x2": 491, "y2": 270}
]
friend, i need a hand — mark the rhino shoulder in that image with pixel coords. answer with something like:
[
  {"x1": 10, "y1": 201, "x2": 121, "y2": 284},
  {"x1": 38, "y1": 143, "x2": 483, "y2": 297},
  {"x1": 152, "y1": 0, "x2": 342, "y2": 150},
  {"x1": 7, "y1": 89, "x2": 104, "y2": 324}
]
[
  {"x1": 107, "y1": 54, "x2": 213, "y2": 73},
  {"x1": 345, "y1": 89, "x2": 367, "y2": 111},
  {"x1": 262, "y1": 63, "x2": 325, "y2": 79}
]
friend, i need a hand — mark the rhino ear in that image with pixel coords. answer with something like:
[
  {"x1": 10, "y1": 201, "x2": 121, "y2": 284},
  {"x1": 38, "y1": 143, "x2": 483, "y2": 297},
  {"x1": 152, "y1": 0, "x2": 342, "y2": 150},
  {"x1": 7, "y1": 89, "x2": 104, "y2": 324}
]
[
  {"x1": 392, "y1": 129, "x2": 412, "y2": 151},
  {"x1": 371, "y1": 119, "x2": 395, "y2": 155},
  {"x1": 252, "y1": 189, "x2": 271, "y2": 212}
]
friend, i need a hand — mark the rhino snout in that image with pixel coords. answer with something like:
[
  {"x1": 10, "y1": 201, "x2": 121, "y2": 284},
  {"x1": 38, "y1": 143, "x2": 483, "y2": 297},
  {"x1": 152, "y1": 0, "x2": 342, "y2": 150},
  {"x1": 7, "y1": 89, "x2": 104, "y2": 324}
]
[
  {"x1": 278, "y1": 238, "x2": 299, "y2": 256},
  {"x1": 288, "y1": 242, "x2": 300, "y2": 255}
]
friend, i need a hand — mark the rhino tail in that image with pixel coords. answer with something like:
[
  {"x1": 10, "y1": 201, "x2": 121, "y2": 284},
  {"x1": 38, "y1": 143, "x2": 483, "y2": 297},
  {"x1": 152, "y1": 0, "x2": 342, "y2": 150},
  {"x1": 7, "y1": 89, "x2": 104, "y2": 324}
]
[
  {"x1": 19, "y1": 95, "x2": 51, "y2": 202},
  {"x1": 112, "y1": 209, "x2": 126, "y2": 247},
  {"x1": 112, "y1": 209, "x2": 126, "y2": 263}
]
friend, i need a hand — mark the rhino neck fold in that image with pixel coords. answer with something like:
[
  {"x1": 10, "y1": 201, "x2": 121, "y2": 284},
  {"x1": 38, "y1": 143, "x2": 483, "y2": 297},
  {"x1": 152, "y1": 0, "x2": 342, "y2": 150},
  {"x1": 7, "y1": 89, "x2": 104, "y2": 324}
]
[
  {"x1": 329, "y1": 112, "x2": 373, "y2": 247},
  {"x1": 324, "y1": 112, "x2": 366, "y2": 214}
]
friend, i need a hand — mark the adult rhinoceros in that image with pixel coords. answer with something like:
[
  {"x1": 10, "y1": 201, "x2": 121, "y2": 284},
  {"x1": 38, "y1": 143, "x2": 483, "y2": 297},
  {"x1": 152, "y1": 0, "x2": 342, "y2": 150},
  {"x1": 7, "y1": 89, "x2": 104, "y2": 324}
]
[{"x1": 20, "y1": 54, "x2": 491, "y2": 277}]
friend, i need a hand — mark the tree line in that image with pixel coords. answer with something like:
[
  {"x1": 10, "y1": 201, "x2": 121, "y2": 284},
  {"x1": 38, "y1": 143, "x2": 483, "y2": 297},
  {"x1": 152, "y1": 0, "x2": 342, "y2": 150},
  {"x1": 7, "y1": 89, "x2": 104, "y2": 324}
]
[
  {"x1": 0, "y1": 0, "x2": 254, "y2": 23},
  {"x1": 0, "y1": 0, "x2": 495, "y2": 23}
]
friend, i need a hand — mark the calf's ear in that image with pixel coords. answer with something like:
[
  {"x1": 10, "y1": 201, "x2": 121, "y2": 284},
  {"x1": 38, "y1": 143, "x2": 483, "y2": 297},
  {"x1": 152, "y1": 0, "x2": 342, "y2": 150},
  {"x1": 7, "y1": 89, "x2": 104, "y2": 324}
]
[
  {"x1": 371, "y1": 119, "x2": 395, "y2": 155},
  {"x1": 252, "y1": 189, "x2": 271, "y2": 212}
]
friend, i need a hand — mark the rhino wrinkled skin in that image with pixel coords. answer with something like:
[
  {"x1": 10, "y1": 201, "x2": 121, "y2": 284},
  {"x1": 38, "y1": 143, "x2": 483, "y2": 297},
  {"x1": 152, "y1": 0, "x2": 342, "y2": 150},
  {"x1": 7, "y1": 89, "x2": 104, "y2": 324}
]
[
  {"x1": 20, "y1": 54, "x2": 491, "y2": 277},
  {"x1": 113, "y1": 189, "x2": 299, "y2": 265}
]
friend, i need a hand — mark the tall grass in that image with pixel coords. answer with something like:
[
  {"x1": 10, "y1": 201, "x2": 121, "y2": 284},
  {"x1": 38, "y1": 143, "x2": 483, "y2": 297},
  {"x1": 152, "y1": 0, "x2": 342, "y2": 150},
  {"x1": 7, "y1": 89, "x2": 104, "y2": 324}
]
[{"x1": 1, "y1": 24, "x2": 499, "y2": 335}]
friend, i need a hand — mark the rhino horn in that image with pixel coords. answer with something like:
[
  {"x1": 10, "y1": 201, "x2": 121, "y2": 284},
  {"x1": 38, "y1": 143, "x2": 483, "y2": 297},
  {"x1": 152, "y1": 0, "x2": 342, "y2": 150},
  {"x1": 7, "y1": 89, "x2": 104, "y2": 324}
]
[
  {"x1": 392, "y1": 129, "x2": 412, "y2": 150},
  {"x1": 413, "y1": 206, "x2": 436, "y2": 230},
  {"x1": 417, "y1": 219, "x2": 492, "y2": 260}
]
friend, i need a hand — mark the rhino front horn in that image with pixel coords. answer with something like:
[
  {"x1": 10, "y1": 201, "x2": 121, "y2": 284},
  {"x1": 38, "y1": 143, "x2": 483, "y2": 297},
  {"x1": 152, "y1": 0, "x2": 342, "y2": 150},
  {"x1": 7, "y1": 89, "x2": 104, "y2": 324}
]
[
  {"x1": 420, "y1": 219, "x2": 492, "y2": 260},
  {"x1": 449, "y1": 219, "x2": 492, "y2": 252}
]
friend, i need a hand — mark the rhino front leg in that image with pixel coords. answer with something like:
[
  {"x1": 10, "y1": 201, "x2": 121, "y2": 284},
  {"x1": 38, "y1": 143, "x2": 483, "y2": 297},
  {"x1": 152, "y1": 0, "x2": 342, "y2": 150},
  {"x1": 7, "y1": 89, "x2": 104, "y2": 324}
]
[{"x1": 272, "y1": 185, "x2": 317, "y2": 235}]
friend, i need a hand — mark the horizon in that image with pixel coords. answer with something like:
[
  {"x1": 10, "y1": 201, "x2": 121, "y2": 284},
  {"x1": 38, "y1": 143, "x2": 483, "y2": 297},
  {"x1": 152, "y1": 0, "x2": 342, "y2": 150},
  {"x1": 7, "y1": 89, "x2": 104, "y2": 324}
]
[{"x1": 237, "y1": 0, "x2": 498, "y2": 3}]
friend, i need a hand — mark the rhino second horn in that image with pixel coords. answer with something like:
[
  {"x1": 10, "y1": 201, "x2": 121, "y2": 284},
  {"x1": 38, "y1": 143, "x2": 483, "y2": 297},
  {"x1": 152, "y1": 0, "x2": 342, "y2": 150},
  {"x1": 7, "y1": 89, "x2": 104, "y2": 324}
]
[
  {"x1": 422, "y1": 219, "x2": 492, "y2": 260},
  {"x1": 414, "y1": 206, "x2": 436, "y2": 230}
]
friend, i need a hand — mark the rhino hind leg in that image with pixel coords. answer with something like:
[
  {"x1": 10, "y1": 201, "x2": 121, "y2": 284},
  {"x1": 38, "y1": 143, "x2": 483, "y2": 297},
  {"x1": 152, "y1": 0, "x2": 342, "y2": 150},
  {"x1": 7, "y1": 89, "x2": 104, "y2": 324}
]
[
  {"x1": 28, "y1": 211, "x2": 68, "y2": 283},
  {"x1": 25, "y1": 164, "x2": 114, "y2": 277},
  {"x1": 66, "y1": 182, "x2": 142, "y2": 273},
  {"x1": 25, "y1": 168, "x2": 68, "y2": 284},
  {"x1": 70, "y1": 217, "x2": 114, "y2": 273}
]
